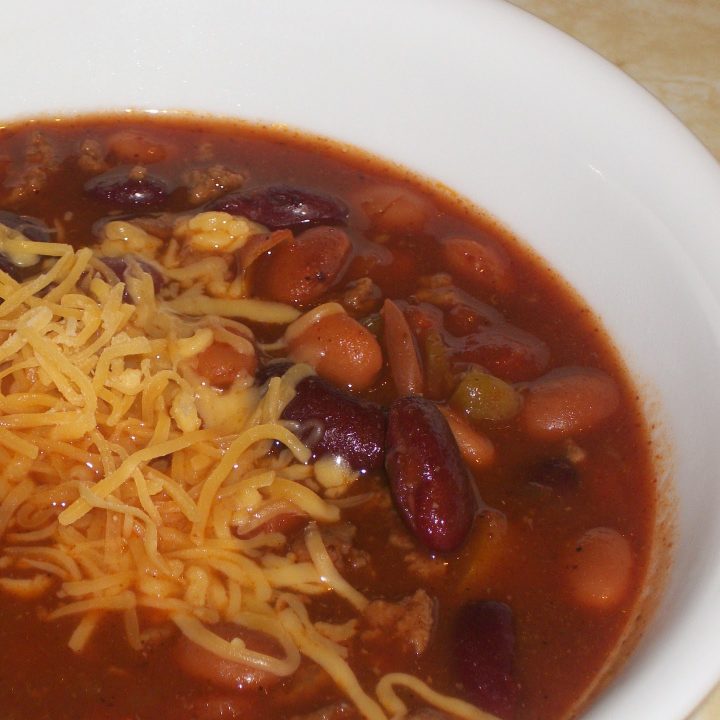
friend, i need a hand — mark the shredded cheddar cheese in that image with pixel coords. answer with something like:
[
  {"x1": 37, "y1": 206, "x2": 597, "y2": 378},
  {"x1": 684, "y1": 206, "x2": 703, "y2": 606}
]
[{"x1": 0, "y1": 219, "x2": 501, "y2": 720}]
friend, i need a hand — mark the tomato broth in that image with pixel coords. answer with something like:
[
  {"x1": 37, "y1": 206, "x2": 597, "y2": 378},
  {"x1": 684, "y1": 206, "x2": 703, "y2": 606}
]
[{"x1": 0, "y1": 116, "x2": 656, "y2": 720}]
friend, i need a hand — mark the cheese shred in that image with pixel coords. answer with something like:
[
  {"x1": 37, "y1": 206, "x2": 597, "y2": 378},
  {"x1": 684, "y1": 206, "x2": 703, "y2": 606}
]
[{"x1": 0, "y1": 220, "x2": 500, "y2": 720}]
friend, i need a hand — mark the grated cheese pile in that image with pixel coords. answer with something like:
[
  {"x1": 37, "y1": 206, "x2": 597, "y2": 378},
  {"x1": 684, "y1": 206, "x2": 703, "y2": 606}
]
[{"x1": 0, "y1": 216, "x2": 495, "y2": 720}]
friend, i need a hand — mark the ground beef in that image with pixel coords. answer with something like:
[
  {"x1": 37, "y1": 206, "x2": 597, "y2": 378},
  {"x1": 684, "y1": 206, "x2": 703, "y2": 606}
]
[
  {"x1": 342, "y1": 276, "x2": 382, "y2": 315},
  {"x1": 183, "y1": 164, "x2": 246, "y2": 205},
  {"x1": 361, "y1": 589, "x2": 436, "y2": 656},
  {"x1": 3, "y1": 133, "x2": 58, "y2": 204},
  {"x1": 77, "y1": 139, "x2": 109, "y2": 174},
  {"x1": 291, "y1": 522, "x2": 371, "y2": 575}
]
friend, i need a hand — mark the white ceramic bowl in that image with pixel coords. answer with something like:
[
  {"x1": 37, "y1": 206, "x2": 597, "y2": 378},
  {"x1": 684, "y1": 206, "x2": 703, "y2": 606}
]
[{"x1": 2, "y1": 1, "x2": 720, "y2": 718}]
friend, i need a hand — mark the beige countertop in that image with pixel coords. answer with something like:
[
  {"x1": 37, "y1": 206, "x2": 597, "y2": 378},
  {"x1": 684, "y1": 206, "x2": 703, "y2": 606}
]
[{"x1": 505, "y1": 1, "x2": 720, "y2": 718}]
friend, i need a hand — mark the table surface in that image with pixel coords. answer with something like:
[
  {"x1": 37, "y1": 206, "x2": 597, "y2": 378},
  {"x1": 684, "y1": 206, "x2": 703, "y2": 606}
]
[{"x1": 505, "y1": 1, "x2": 720, "y2": 718}]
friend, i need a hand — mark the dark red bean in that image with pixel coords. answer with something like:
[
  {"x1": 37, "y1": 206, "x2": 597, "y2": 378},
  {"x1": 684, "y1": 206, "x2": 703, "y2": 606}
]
[
  {"x1": 530, "y1": 456, "x2": 579, "y2": 490},
  {"x1": 454, "y1": 324, "x2": 550, "y2": 382},
  {"x1": 0, "y1": 210, "x2": 52, "y2": 243},
  {"x1": 256, "y1": 360, "x2": 294, "y2": 385},
  {"x1": 454, "y1": 601, "x2": 517, "y2": 720},
  {"x1": 385, "y1": 397, "x2": 477, "y2": 552},
  {"x1": 99, "y1": 255, "x2": 166, "y2": 293},
  {"x1": 84, "y1": 167, "x2": 169, "y2": 208},
  {"x1": 0, "y1": 253, "x2": 23, "y2": 281},
  {"x1": 0, "y1": 210, "x2": 52, "y2": 280},
  {"x1": 210, "y1": 185, "x2": 349, "y2": 231},
  {"x1": 281, "y1": 375, "x2": 386, "y2": 475}
]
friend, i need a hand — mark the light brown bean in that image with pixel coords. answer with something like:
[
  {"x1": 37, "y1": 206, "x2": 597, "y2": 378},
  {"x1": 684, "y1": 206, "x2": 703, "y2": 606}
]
[
  {"x1": 287, "y1": 311, "x2": 382, "y2": 391},
  {"x1": 382, "y1": 299, "x2": 423, "y2": 396},
  {"x1": 355, "y1": 184, "x2": 430, "y2": 233},
  {"x1": 107, "y1": 130, "x2": 169, "y2": 164},
  {"x1": 438, "y1": 405, "x2": 495, "y2": 469},
  {"x1": 252, "y1": 226, "x2": 351, "y2": 307},
  {"x1": 174, "y1": 624, "x2": 283, "y2": 691},
  {"x1": 196, "y1": 341, "x2": 257, "y2": 388},
  {"x1": 565, "y1": 527, "x2": 633, "y2": 610},
  {"x1": 440, "y1": 236, "x2": 513, "y2": 294},
  {"x1": 521, "y1": 367, "x2": 620, "y2": 439}
]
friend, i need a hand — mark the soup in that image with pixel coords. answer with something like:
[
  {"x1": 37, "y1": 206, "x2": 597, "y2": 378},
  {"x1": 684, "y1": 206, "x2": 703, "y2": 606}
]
[{"x1": 0, "y1": 116, "x2": 656, "y2": 720}]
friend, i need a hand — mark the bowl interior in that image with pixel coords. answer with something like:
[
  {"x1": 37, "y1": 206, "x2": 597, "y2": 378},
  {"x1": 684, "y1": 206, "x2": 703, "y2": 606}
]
[{"x1": 3, "y1": 1, "x2": 720, "y2": 717}]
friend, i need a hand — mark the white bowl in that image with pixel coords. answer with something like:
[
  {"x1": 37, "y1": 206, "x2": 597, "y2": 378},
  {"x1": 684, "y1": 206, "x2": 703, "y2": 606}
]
[{"x1": 3, "y1": 1, "x2": 720, "y2": 718}]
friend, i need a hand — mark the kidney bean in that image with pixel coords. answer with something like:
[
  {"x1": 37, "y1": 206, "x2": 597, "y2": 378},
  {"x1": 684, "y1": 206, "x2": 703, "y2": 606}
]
[
  {"x1": 210, "y1": 185, "x2": 349, "y2": 231},
  {"x1": 256, "y1": 360, "x2": 294, "y2": 385},
  {"x1": 521, "y1": 367, "x2": 620, "y2": 439},
  {"x1": 453, "y1": 600, "x2": 517, "y2": 720},
  {"x1": 0, "y1": 210, "x2": 52, "y2": 243},
  {"x1": 565, "y1": 527, "x2": 633, "y2": 610},
  {"x1": 440, "y1": 235, "x2": 513, "y2": 295},
  {"x1": 174, "y1": 623, "x2": 283, "y2": 691},
  {"x1": 0, "y1": 210, "x2": 52, "y2": 280},
  {"x1": 383, "y1": 299, "x2": 424, "y2": 396},
  {"x1": 84, "y1": 166, "x2": 169, "y2": 208},
  {"x1": 454, "y1": 324, "x2": 550, "y2": 383},
  {"x1": 385, "y1": 397, "x2": 477, "y2": 552},
  {"x1": 354, "y1": 183, "x2": 430, "y2": 233},
  {"x1": 252, "y1": 226, "x2": 351, "y2": 308},
  {"x1": 286, "y1": 309, "x2": 382, "y2": 391},
  {"x1": 99, "y1": 255, "x2": 166, "y2": 293},
  {"x1": 281, "y1": 375, "x2": 386, "y2": 474},
  {"x1": 530, "y1": 456, "x2": 579, "y2": 490},
  {"x1": 0, "y1": 253, "x2": 25, "y2": 281},
  {"x1": 197, "y1": 341, "x2": 257, "y2": 388}
]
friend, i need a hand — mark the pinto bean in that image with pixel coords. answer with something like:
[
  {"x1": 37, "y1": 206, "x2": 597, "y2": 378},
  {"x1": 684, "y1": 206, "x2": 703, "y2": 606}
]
[
  {"x1": 438, "y1": 405, "x2": 495, "y2": 469},
  {"x1": 174, "y1": 623, "x2": 283, "y2": 692},
  {"x1": 281, "y1": 375, "x2": 386, "y2": 474},
  {"x1": 440, "y1": 236, "x2": 513, "y2": 295},
  {"x1": 210, "y1": 185, "x2": 349, "y2": 231},
  {"x1": 107, "y1": 130, "x2": 169, "y2": 164},
  {"x1": 196, "y1": 341, "x2": 257, "y2": 388},
  {"x1": 354, "y1": 184, "x2": 430, "y2": 233},
  {"x1": 286, "y1": 310, "x2": 382, "y2": 391},
  {"x1": 565, "y1": 527, "x2": 633, "y2": 610},
  {"x1": 453, "y1": 600, "x2": 517, "y2": 720},
  {"x1": 382, "y1": 299, "x2": 423, "y2": 396},
  {"x1": 521, "y1": 367, "x2": 620, "y2": 439},
  {"x1": 252, "y1": 226, "x2": 351, "y2": 307},
  {"x1": 385, "y1": 397, "x2": 477, "y2": 552}
]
